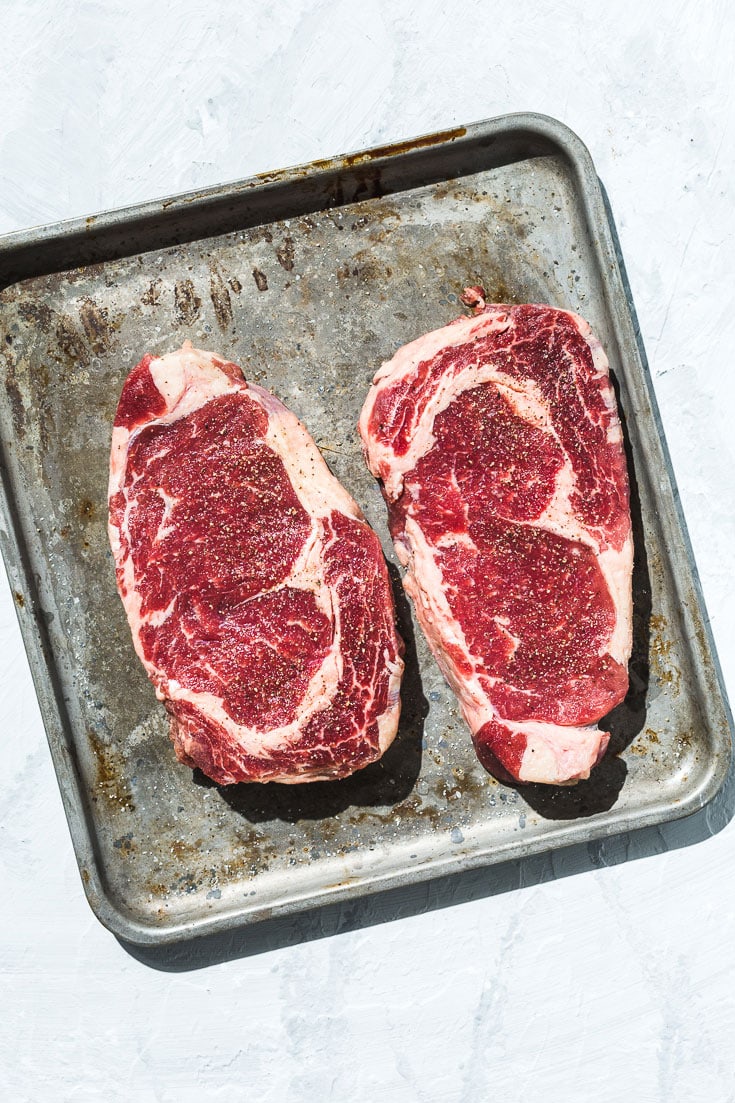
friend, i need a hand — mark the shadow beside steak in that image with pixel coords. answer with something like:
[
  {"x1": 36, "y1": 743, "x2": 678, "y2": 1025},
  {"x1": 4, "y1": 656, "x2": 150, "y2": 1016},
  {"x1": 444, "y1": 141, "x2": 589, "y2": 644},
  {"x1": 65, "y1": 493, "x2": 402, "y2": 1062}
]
[
  {"x1": 203, "y1": 562, "x2": 426, "y2": 823},
  {"x1": 518, "y1": 376, "x2": 651, "y2": 819}
]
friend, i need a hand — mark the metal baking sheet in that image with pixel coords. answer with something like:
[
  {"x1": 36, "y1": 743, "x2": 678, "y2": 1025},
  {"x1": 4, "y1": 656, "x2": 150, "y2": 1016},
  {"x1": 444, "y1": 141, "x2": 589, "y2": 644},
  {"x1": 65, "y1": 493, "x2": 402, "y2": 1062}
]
[{"x1": 0, "y1": 113, "x2": 730, "y2": 945}]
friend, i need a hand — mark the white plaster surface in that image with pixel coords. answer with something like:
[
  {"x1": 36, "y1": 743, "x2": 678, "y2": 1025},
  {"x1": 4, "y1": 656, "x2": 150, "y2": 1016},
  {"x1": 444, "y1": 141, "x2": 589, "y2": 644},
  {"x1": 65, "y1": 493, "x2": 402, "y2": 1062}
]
[{"x1": 2, "y1": 2, "x2": 735, "y2": 1100}]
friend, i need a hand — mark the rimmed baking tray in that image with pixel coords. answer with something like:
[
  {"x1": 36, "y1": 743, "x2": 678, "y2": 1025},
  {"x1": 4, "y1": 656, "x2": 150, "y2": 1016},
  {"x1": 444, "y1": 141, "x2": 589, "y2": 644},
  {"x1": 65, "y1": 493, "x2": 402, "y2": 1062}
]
[{"x1": 0, "y1": 112, "x2": 730, "y2": 946}]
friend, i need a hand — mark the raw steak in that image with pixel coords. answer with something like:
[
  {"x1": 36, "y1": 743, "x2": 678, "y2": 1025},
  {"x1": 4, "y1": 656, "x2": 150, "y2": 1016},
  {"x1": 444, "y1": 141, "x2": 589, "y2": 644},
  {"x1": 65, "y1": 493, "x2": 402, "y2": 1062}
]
[
  {"x1": 359, "y1": 294, "x2": 632, "y2": 786},
  {"x1": 109, "y1": 342, "x2": 404, "y2": 785}
]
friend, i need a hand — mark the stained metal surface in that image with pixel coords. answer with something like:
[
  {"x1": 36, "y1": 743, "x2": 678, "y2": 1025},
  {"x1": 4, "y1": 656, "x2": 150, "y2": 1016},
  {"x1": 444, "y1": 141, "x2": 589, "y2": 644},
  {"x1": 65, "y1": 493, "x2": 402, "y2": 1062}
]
[{"x1": 0, "y1": 113, "x2": 730, "y2": 945}]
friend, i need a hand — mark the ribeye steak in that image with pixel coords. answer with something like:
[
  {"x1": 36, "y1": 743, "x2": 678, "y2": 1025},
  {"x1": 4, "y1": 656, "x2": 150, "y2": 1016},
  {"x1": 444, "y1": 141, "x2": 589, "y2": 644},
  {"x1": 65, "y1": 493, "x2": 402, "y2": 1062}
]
[
  {"x1": 109, "y1": 342, "x2": 404, "y2": 784},
  {"x1": 359, "y1": 295, "x2": 632, "y2": 785}
]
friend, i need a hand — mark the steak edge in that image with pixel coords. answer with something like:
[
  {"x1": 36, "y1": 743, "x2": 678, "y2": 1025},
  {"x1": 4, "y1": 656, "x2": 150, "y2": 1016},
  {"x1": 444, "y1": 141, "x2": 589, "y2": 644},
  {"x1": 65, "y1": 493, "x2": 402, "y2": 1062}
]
[
  {"x1": 109, "y1": 342, "x2": 404, "y2": 785},
  {"x1": 359, "y1": 299, "x2": 632, "y2": 786}
]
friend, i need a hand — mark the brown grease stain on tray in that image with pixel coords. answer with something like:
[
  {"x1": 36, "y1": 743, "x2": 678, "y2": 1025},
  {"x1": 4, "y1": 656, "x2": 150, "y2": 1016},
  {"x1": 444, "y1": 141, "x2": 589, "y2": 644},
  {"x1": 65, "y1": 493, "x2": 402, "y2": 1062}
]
[
  {"x1": 141, "y1": 280, "x2": 162, "y2": 306},
  {"x1": 113, "y1": 833, "x2": 135, "y2": 856},
  {"x1": 87, "y1": 730, "x2": 135, "y2": 813},
  {"x1": 310, "y1": 126, "x2": 469, "y2": 173},
  {"x1": 78, "y1": 298, "x2": 122, "y2": 354},
  {"x1": 174, "y1": 279, "x2": 202, "y2": 324},
  {"x1": 649, "y1": 614, "x2": 683, "y2": 696},
  {"x1": 252, "y1": 268, "x2": 268, "y2": 291},
  {"x1": 275, "y1": 236, "x2": 295, "y2": 271},
  {"x1": 208, "y1": 267, "x2": 233, "y2": 329}
]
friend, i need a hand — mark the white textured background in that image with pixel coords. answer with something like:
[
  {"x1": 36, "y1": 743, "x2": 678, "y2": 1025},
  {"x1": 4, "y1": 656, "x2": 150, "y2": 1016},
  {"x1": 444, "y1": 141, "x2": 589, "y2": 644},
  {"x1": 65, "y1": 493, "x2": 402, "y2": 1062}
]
[{"x1": 2, "y1": 2, "x2": 735, "y2": 1100}]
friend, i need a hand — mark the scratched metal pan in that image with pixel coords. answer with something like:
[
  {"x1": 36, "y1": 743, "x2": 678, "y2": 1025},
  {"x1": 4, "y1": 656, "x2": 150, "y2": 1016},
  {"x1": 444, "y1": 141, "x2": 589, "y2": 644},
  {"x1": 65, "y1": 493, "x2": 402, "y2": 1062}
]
[{"x1": 0, "y1": 112, "x2": 730, "y2": 945}]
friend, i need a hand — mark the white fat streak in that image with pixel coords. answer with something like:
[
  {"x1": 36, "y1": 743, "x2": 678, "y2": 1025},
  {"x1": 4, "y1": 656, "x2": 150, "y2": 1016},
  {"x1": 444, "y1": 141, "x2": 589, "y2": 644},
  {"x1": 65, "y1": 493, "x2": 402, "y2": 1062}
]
[
  {"x1": 109, "y1": 343, "x2": 402, "y2": 760},
  {"x1": 146, "y1": 596, "x2": 177, "y2": 628},
  {"x1": 147, "y1": 344, "x2": 234, "y2": 420},
  {"x1": 493, "y1": 374, "x2": 555, "y2": 431},
  {"x1": 494, "y1": 617, "x2": 522, "y2": 659},
  {"x1": 377, "y1": 650, "x2": 405, "y2": 752},
  {"x1": 372, "y1": 308, "x2": 512, "y2": 386},
  {"x1": 435, "y1": 530, "x2": 475, "y2": 551},
  {"x1": 154, "y1": 488, "x2": 179, "y2": 544},
  {"x1": 598, "y1": 535, "x2": 634, "y2": 664},
  {"x1": 109, "y1": 424, "x2": 131, "y2": 495}
]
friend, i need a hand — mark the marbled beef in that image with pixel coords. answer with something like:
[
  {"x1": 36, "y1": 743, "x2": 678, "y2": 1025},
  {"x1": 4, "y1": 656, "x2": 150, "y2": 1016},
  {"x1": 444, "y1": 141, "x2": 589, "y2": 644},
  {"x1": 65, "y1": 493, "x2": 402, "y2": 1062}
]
[
  {"x1": 359, "y1": 295, "x2": 632, "y2": 785},
  {"x1": 109, "y1": 342, "x2": 404, "y2": 784}
]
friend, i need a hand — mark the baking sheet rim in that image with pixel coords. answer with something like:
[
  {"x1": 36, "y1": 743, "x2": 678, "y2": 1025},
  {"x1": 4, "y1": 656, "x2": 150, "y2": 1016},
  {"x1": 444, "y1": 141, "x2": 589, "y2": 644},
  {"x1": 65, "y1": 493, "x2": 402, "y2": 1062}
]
[{"x1": 0, "y1": 111, "x2": 731, "y2": 946}]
